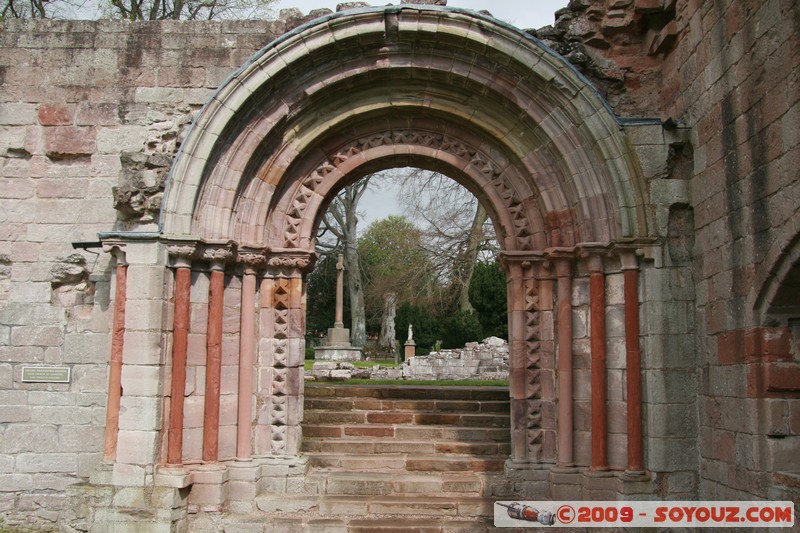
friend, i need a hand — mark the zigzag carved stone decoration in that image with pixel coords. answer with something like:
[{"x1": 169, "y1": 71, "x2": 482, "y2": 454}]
[{"x1": 282, "y1": 129, "x2": 534, "y2": 250}]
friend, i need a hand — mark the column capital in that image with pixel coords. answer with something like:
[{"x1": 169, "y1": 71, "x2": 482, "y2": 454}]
[
  {"x1": 265, "y1": 249, "x2": 318, "y2": 277},
  {"x1": 576, "y1": 242, "x2": 609, "y2": 273},
  {"x1": 99, "y1": 238, "x2": 130, "y2": 265},
  {"x1": 237, "y1": 248, "x2": 268, "y2": 275},
  {"x1": 609, "y1": 238, "x2": 659, "y2": 270},
  {"x1": 166, "y1": 241, "x2": 199, "y2": 269},
  {"x1": 201, "y1": 242, "x2": 235, "y2": 271}
]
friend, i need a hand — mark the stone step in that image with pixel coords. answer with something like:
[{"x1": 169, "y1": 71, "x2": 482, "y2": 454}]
[
  {"x1": 305, "y1": 397, "x2": 509, "y2": 413},
  {"x1": 307, "y1": 453, "x2": 506, "y2": 472},
  {"x1": 302, "y1": 410, "x2": 511, "y2": 428},
  {"x1": 302, "y1": 438, "x2": 511, "y2": 456},
  {"x1": 310, "y1": 471, "x2": 499, "y2": 497},
  {"x1": 255, "y1": 494, "x2": 495, "y2": 518},
  {"x1": 302, "y1": 425, "x2": 511, "y2": 444},
  {"x1": 305, "y1": 384, "x2": 508, "y2": 402},
  {"x1": 239, "y1": 508, "x2": 497, "y2": 532}
]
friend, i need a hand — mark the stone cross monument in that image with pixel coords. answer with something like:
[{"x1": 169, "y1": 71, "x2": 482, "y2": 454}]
[{"x1": 314, "y1": 253, "x2": 363, "y2": 361}]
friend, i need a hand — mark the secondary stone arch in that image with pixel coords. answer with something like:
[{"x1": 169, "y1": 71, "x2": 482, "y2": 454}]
[{"x1": 263, "y1": 124, "x2": 550, "y2": 253}]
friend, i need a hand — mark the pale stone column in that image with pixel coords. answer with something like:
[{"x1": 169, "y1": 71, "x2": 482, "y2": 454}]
[
  {"x1": 113, "y1": 240, "x2": 168, "y2": 480},
  {"x1": 536, "y1": 263, "x2": 557, "y2": 464},
  {"x1": 236, "y1": 250, "x2": 266, "y2": 461},
  {"x1": 501, "y1": 255, "x2": 543, "y2": 465},
  {"x1": 506, "y1": 258, "x2": 528, "y2": 463},
  {"x1": 334, "y1": 253, "x2": 344, "y2": 328},
  {"x1": 102, "y1": 245, "x2": 127, "y2": 463},
  {"x1": 255, "y1": 253, "x2": 315, "y2": 457},
  {"x1": 553, "y1": 255, "x2": 574, "y2": 468}
]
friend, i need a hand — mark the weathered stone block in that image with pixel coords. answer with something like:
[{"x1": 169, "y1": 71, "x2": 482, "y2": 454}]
[
  {"x1": 119, "y1": 396, "x2": 162, "y2": 431},
  {"x1": 17, "y1": 453, "x2": 78, "y2": 473},
  {"x1": 0, "y1": 103, "x2": 38, "y2": 126},
  {"x1": 115, "y1": 430, "x2": 159, "y2": 465},
  {"x1": 64, "y1": 332, "x2": 108, "y2": 363},
  {"x1": 38, "y1": 103, "x2": 75, "y2": 126}
]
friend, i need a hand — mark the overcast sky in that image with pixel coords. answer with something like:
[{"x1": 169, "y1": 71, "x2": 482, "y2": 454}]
[{"x1": 274, "y1": 1, "x2": 568, "y2": 29}]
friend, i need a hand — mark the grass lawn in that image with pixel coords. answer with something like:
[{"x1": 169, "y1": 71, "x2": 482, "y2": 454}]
[{"x1": 342, "y1": 379, "x2": 508, "y2": 387}]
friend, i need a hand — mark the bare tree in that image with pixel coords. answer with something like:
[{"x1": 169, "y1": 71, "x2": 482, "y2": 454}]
[
  {"x1": 2, "y1": 0, "x2": 89, "y2": 19},
  {"x1": 104, "y1": 0, "x2": 275, "y2": 20},
  {"x1": 1, "y1": 0, "x2": 275, "y2": 20},
  {"x1": 395, "y1": 169, "x2": 496, "y2": 312},
  {"x1": 316, "y1": 177, "x2": 372, "y2": 348}
]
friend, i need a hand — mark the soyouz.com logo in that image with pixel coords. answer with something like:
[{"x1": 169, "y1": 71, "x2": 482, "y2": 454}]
[{"x1": 494, "y1": 501, "x2": 795, "y2": 528}]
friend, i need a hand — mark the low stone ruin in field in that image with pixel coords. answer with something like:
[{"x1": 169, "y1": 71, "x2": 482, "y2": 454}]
[{"x1": 308, "y1": 336, "x2": 509, "y2": 381}]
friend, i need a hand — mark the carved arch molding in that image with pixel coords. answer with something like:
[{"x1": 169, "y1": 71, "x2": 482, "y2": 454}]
[{"x1": 280, "y1": 127, "x2": 535, "y2": 251}]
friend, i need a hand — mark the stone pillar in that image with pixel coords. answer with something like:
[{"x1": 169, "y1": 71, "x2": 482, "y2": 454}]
[
  {"x1": 166, "y1": 244, "x2": 195, "y2": 466},
  {"x1": 554, "y1": 256, "x2": 574, "y2": 468},
  {"x1": 103, "y1": 246, "x2": 127, "y2": 463},
  {"x1": 537, "y1": 264, "x2": 557, "y2": 464},
  {"x1": 202, "y1": 248, "x2": 232, "y2": 464},
  {"x1": 236, "y1": 250, "x2": 266, "y2": 461},
  {"x1": 334, "y1": 253, "x2": 344, "y2": 328},
  {"x1": 501, "y1": 255, "x2": 544, "y2": 465},
  {"x1": 256, "y1": 253, "x2": 314, "y2": 457},
  {"x1": 506, "y1": 259, "x2": 527, "y2": 463},
  {"x1": 621, "y1": 251, "x2": 645, "y2": 476},
  {"x1": 587, "y1": 253, "x2": 608, "y2": 471},
  {"x1": 114, "y1": 240, "x2": 168, "y2": 476}
]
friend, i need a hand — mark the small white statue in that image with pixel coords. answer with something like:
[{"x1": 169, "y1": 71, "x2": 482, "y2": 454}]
[{"x1": 407, "y1": 324, "x2": 413, "y2": 341}]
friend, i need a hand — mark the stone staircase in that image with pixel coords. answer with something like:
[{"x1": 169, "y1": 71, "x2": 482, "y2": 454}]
[{"x1": 255, "y1": 384, "x2": 514, "y2": 532}]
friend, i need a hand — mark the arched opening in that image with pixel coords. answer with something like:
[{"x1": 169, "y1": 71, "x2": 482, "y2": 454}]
[{"x1": 305, "y1": 167, "x2": 506, "y2": 358}]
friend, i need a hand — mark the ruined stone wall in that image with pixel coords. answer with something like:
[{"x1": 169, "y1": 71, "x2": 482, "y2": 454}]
[
  {"x1": 0, "y1": 19, "x2": 296, "y2": 529},
  {"x1": 659, "y1": 0, "x2": 800, "y2": 502}
]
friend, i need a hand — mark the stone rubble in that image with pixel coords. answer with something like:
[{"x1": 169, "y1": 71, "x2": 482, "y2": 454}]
[{"x1": 309, "y1": 337, "x2": 509, "y2": 381}]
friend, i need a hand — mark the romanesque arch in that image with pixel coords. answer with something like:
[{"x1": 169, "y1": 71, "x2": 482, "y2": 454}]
[{"x1": 105, "y1": 5, "x2": 653, "y2": 499}]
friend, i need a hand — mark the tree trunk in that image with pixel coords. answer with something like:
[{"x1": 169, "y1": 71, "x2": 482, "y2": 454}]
[
  {"x1": 343, "y1": 182, "x2": 369, "y2": 348},
  {"x1": 344, "y1": 242, "x2": 367, "y2": 347},
  {"x1": 458, "y1": 202, "x2": 488, "y2": 312},
  {"x1": 379, "y1": 292, "x2": 397, "y2": 354}
]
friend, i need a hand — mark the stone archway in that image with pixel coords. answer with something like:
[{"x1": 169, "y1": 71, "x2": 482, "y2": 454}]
[{"x1": 99, "y1": 5, "x2": 654, "y2": 520}]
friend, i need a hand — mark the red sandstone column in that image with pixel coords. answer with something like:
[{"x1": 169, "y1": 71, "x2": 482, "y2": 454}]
[
  {"x1": 554, "y1": 257, "x2": 573, "y2": 467},
  {"x1": 103, "y1": 250, "x2": 127, "y2": 462},
  {"x1": 167, "y1": 249, "x2": 193, "y2": 466},
  {"x1": 588, "y1": 254, "x2": 608, "y2": 471},
  {"x1": 203, "y1": 262, "x2": 226, "y2": 463},
  {"x1": 622, "y1": 252, "x2": 644, "y2": 474},
  {"x1": 236, "y1": 255, "x2": 261, "y2": 461}
]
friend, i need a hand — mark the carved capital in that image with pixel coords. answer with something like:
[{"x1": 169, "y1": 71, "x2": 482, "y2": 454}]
[
  {"x1": 167, "y1": 243, "x2": 198, "y2": 269},
  {"x1": 266, "y1": 251, "x2": 318, "y2": 277},
  {"x1": 201, "y1": 244, "x2": 234, "y2": 271},
  {"x1": 576, "y1": 243, "x2": 609, "y2": 273},
  {"x1": 101, "y1": 241, "x2": 128, "y2": 266},
  {"x1": 238, "y1": 248, "x2": 268, "y2": 274}
]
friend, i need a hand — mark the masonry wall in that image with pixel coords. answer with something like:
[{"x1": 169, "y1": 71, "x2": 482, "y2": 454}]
[
  {"x1": 0, "y1": 19, "x2": 295, "y2": 529},
  {"x1": 659, "y1": 0, "x2": 800, "y2": 502}
]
